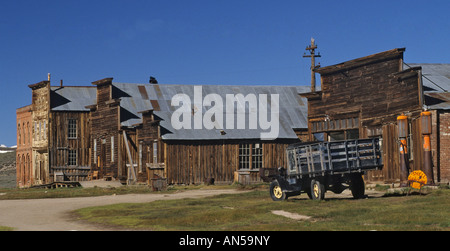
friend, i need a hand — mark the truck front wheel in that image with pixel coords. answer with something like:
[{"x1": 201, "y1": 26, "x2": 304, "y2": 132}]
[
  {"x1": 310, "y1": 179, "x2": 325, "y2": 200},
  {"x1": 270, "y1": 180, "x2": 287, "y2": 201}
]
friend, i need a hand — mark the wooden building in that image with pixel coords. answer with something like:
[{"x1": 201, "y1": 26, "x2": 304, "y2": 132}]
[
  {"x1": 16, "y1": 105, "x2": 32, "y2": 188},
  {"x1": 16, "y1": 79, "x2": 96, "y2": 187},
  {"x1": 301, "y1": 48, "x2": 450, "y2": 184},
  {"x1": 87, "y1": 79, "x2": 309, "y2": 185},
  {"x1": 17, "y1": 49, "x2": 450, "y2": 188},
  {"x1": 410, "y1": 63, "x2": 450, "y2": 184}
]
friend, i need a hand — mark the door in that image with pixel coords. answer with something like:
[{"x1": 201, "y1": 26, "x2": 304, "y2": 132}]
[{"x1": 101, "y1": 141, "x2": 106, "y2": 177}]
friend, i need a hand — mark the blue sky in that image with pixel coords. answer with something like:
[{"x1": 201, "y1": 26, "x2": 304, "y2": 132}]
[{"x1": 0, "y1": 0, "x2": 449, "y2": 146}]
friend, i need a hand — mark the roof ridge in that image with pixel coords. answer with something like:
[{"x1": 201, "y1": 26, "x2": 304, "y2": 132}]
[{"x1": 112, "y1": 82, "x2": 310, "y2": 88}]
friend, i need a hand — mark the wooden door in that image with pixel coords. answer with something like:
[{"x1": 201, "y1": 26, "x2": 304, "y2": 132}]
[{"x1": 101, "y1": 141, "x2": 106, "y2": 177}]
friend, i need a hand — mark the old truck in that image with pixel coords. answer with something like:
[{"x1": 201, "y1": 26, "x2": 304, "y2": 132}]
[{"x1": 262, "y1": 138, "x2": 383, "y2": 201}]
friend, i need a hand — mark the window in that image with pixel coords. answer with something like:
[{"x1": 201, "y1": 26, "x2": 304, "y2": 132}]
[
  {"x1": 328, "y1": 130, "x2": 359, "y2": 142},
  {"x1": 408, "y1": 122, "x2": 414, "y2": 161},
  {"x1": 312, "y1": 117, "x2": 360, "y2": 142},
  {"x1": 239, "y1": 143, "x2": 263, "y2": 170},
  {"x1": 153, "y1": 142, "x2": 158, "y2": 164},
  {"x1": 22, "y1": 123, "x2": 26, "y2": 145},
  {"x1": 252, "y1": 143, "x2": 263, "y2": 169},
  {"x1": 27, "y1": 122, "x2": 30, "y2": 144},
  {"x1": 239, "y1": 144, "x2": 251, "y2": 169},
  {"x1": 18, "y1": 124, "x2": 21, "y2": 146},
  {"x1": 38, "y1": 121, "x2": 41, "y2": 141},
  {"x1": 68, "y1": 150, "x2": 77, "y2": 166},
  {"x1": 311, "y1": 117, "x2": 359, "y2": 133},
  {"x1": 346, "y1": 129, "x2": 359, "y2": 140},
  {"x1": 328, "y1": 131, "x2": 345, "y2": 141},
  {"x1": 93, "y1": 139, "x2": 97, "y2": 164},
  {"x1": 34, "y1": 122, "x2": 37, "y2": 141},
  {"x1": 111, "y1": 136, "x2": 114, "y2": 162},
  {"x1": 68, "y1": 119, "x2": 77, "y2": 139},
  {"x1": 138, "y1": 142, "x2": 143, "y2": 173},
  {"x1": 42, "y1": 121, "x2": 46, "y2": 140}
]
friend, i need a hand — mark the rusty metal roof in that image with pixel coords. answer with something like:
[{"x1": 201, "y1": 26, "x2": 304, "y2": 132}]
[{"x1": 113, "y1": 82, "x2": 309, "y2": 140}]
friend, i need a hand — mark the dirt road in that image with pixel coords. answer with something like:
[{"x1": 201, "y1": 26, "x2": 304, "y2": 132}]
[{"x1": 0, "y1": 189, "x2": 246, "y2": 231}]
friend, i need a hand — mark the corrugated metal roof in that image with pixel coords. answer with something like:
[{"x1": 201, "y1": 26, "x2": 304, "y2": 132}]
[
  {"x1": 405, "y1": 63, "x2": 450, "y2": 110},
  {"x1": 407, "y1": 63, "x2": 450, "y2": 92},
  {"x1": 50, "y1": 86, "x2": 97, "y2": 111},
  {"x1": 112, "y1": 83, "x2": 309, "y2": 140},
  {"x1": 425, "y1": 92, "x2": 450, "y2": 110}
]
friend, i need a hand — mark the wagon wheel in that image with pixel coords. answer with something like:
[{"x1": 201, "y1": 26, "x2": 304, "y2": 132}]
[
  {"x1": 310, "y1": 179, "x2": 325, "y2": 200},
  {"x1": 270, "y1": 180, "x2": 286, "y2": 201}
]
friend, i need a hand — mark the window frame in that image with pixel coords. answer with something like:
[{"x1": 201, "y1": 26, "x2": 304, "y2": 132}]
[
  {"x1": 68, "y1": 149, "x2": 77, "y2": 166},
  {"x1": 68, "y1": 119, "x2": 77, "y2": 139},
  {"x1": 239, "y1": 143, "x2": 263, "y2": 170}
]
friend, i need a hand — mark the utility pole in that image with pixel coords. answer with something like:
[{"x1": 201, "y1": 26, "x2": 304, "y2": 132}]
[{"x1": 303, "y1": 38, "x2": 321, "y2": 92}]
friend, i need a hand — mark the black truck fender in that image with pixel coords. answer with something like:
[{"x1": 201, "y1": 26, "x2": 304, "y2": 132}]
[{"x1": 273, "y1": 167, "x2": 302, "y2": 194}]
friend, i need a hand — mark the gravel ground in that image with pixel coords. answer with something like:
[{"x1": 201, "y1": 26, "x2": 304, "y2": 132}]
[{"x1": 0, "y1": 187, "x2": 247, "y2": 231}]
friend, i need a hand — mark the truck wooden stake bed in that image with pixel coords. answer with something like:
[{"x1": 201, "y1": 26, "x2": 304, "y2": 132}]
[{"x1": 261, "y1": 138, "x2": 383, "y2": 201}]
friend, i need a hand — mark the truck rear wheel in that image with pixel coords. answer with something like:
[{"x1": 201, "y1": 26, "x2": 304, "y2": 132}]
[
  {"x1": 310, "y1": 179, "x2": 325, "y2": 200},
  {"x1": 270, "y1": 180, "x2": 286, "y2": 201},
  {"x1": 350, "y1": 174, "x2": 365, "y2": 199}
]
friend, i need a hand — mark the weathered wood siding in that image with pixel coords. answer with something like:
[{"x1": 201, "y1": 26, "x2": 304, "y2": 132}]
[
  {"x1": 48, "y1": 111, "x2": 91, "y2": 181},
  {"x1": 28, "y1": 81, "x2": 51, "y2": 185},
  {"x1": 306, "y1": 49, "x2": 424, "y2": 183},
  {"x1": 89, "y1": 79, "x2": 121, "y2": 178},
  {"x1": 309, "y1": 56, "x2": 420, "y2": 124},
  {"x1": 136, "y1": 111, "x2": 163, "y2": 182},
  {"x1": 165, "y1": 140, "x2": 295, "y2": 185},
  {"x1": 365, "y1": 118, "x2": 423, "y2": 182}
]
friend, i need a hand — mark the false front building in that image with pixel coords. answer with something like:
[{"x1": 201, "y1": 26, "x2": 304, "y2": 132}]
[
  {"x1": 301, "y1": 48, "x2": 450, "y2": 184},
  {"x1": 16, "y1": 80, "x2": 96, "y2": 187}
]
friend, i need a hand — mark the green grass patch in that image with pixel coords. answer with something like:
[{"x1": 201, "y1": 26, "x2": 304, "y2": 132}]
[
  {"x1": 74, "y1": 188, "x2": 450, "y2": 231},
  {"x1": 0, "y1": 186, "x2": 157, "y2": 200},
  {"x1": 0, "y1": 226, "x2": 14, "y2": 231},
  {"x1": 0, "y1": 183, "x2": 251, "y2": 200}
]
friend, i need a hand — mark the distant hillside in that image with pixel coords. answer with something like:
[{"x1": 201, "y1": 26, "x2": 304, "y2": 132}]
[{"x1": 0, "y1": 146, "x2": 16, "y2": 188}]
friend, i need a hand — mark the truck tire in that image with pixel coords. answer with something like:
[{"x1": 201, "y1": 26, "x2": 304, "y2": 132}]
[
  {"x1": 350, "y1": 174, "x2": 365, "y2": 199},
  {"x1": 310, "y1": 179, "x2": 325, "y2": 200},
  {"x1": 270, "y1": 180, "x2": 286, "y2": 201}
]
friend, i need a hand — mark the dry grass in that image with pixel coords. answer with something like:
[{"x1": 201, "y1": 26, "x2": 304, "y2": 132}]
[{"x1": 74, "y1": 186, "x2": 450, "y2": 231}]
